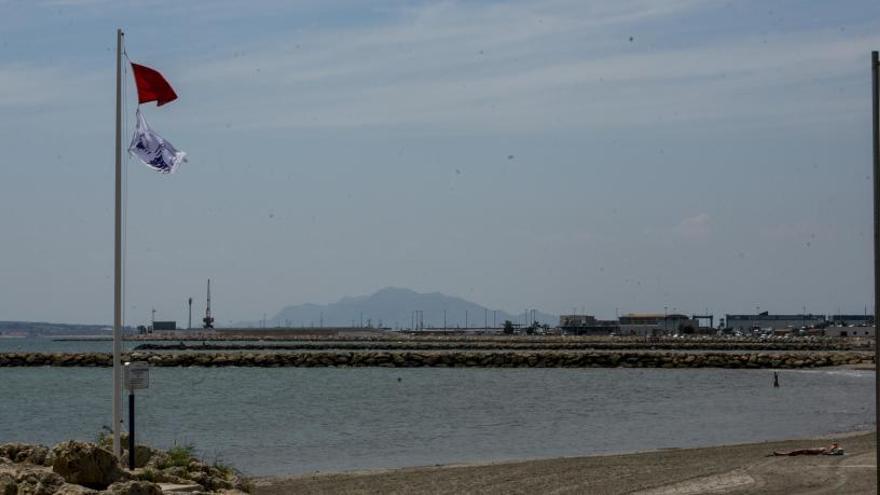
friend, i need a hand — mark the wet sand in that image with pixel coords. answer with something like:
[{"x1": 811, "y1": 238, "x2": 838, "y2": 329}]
[{"x1": 253, "y1": 431, "x2": 876, "y2": 494}]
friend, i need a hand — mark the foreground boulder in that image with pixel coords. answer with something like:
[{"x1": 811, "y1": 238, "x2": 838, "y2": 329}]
[
  {"x1": 96, "y1": 434, "x2": 156, "y2": 470},
  {"x1": 0, "y1": 473, "x2": 15, "y2": 495},
  {"x1": 0, "y1": 443, "x2": 51, "y2": 466},
  {"x1": 128, "y1": 445, "x2": 156, "y2": 469},
  {"x1": 11, "y1": 467, "x2": 64, "y2": 495},
  {"x1": 54, "y1": 484, "x2": 98, "y2": 494},
  {"x1": 105, "y1": 480, "x2": 162, "y2": 495},
  {"x1": 51, "y1": 441, "x2": 123, "y2": 489}
]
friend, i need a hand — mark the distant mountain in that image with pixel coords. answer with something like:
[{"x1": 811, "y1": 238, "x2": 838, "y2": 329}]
[{"x1": 254, "y1": 287, "x2": 556, "y2": 329}]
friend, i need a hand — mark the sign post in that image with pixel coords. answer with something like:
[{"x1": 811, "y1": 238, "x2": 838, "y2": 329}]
[{"x1": 124, "y1": 361, "x2": 149, "y2": 470}]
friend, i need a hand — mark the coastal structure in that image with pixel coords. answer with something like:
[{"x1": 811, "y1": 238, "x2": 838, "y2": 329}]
[
  {"x1": 618, "y1": 313, "x2": 697, "y2": 336},
  {"x1": 152, "y1": 321, "x2": 176, "y2": 331},
  {"x1": 555, "y1": 311, "x2": 870, "y2": 338},
  {"x1": 0, "y1": 349, "x2": 871, "y2": 369},
  {"x1": 557, "y1": 313, "x2": 700, "y2": 336},
  {"x1": 823, "y1": 326, "x2": 876, "y2": 338},
  {"x1": 557, "y1": 315, "x2": 619, "y2": 335},
  {"x1": 725, "y1": 312, "x2": 826, "y2": 332},
  {"x1": 202, "y1": 279, "x2": 214, "y2": 330},
  {"x1": 830, "y1": 314, "x2": 875, "y2": 326}
]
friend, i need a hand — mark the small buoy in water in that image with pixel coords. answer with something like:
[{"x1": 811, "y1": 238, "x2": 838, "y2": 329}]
[
  {"x1": 397, "y1": 377, "x2": 402, "y2": 382},
  {"x1": 773, "y1": 372, "x2": 780, "y2": 388}
]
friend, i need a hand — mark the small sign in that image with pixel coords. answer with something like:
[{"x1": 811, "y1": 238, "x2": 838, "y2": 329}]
[{"x1": 124, "y1": 361, "x2": 150, "y2": 390}]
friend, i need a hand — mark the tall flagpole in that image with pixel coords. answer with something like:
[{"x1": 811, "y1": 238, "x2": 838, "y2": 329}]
[
  {"x1": 871, "y1": 50, "x2": 879, "y2": 487},
  {"x1": 113, "y1": 28, "x2": 124, "y2": 459}
]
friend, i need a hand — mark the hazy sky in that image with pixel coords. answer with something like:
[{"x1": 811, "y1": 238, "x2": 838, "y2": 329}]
[{"x1": 2, "y1": 0, "x2": 879, "y2": 326}]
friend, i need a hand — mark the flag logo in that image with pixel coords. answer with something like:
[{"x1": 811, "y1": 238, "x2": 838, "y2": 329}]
[{"x1": 128, "y1": 109, "x2": 186, "y2": 174}]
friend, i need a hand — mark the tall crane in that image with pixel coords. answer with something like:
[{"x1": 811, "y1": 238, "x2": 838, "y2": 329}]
[{"x1": 202, "y1": 279, "x2": 215, "y2": 329}]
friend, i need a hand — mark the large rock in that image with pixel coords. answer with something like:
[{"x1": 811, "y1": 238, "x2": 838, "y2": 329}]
[
  {"x1": 51, "y1": 441, "x2": 123, "y2": 489},
  {"x1": 189, "y1": 470, "x2": 232, "y2": 491},
  {"x1": 143, "y1": 451, "x2": 169, "y2": 471},
  {"x1": 0, "y1": 444, "x2": 50, "y2": 466},
  {"x1": 120, "y1": 445, "x2": 158, "y2": 469},
  {"x1": 12, "y1": 467, "x2": 64, "y2": 495},
  {"x1": 105, "y1": 480, "x2": 163, "y2": 495},
  {"x1": 162, "y1": 466, "x2": 188, "y2": 479},
  {"x1": 55, "y1": 484, "x2": 99, "y2": 494},
  {"x1": 0, "y1": 472, "x2": 15, "y2": 495}
]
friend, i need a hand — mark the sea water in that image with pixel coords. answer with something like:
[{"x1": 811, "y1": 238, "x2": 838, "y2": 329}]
[{"x1": 0, "y1": 361, "x2": 873, "y2": 476}]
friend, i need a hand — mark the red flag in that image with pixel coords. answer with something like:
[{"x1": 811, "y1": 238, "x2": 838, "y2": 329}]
[{"x1": 131, "y1": 63, "x2": 178, "y2": 107}]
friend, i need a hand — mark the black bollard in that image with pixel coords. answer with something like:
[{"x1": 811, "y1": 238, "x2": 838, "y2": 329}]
[
  {"x1": 773, "y1": 372, "x2": 779, "y2": 388},
  {"x1": 128, "y1": 392, "x2": 135, "y2": 469}
]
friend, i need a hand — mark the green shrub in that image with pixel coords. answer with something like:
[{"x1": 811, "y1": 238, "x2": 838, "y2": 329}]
[
  {"x1": 96, "y1": 427, "x2": 130, "y2": 451},
  {"x1": 211, "y1": 459, "x2": 235, "y2": 479},
  {"x1": 161, "y1": 444, "x2": 196, "y2": 469},
  {"x1": 96, "y1": 426, "x2": 112, "y2": 447},
  {"x1": 139, "y1": 468, "x2": 157, "y2": 482}
]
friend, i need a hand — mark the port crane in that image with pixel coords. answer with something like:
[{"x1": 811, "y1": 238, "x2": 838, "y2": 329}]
[{"x1": 202, "y1": 279, "x2": 215, "y2": 329}]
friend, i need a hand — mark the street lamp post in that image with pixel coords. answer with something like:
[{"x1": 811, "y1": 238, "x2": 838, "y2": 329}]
[{"x1": 664, "y1": 305, "x2": 668, "y2": 335}]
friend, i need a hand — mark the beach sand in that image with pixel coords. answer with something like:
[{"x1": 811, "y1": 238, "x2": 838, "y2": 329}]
[{"x1": 253, "y1": 431, "x2": 876, "y2": 494}]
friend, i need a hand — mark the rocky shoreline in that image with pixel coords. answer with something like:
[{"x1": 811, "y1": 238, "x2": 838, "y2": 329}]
[
  {"x1": 0, "y1": 350, "x2": 872, "y2": 368},
  {"x1": 0, "y1": 440, "x2": 249, "y2": 494}
]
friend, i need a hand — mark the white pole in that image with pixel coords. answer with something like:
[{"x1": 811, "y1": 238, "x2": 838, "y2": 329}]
[
  {"x1": 113, "y1": 28, "x2": 124, "y2": 459},
  {"x1": 870, "y1": 49, "x2": 879, "y2": 487}
]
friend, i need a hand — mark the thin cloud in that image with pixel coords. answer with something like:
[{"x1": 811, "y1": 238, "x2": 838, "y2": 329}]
[
  {"x1": 0, "y1": 65, "x2": 104, "y2": 108},
  {"x1": 170, "y1": 4, "x2": 878, "y2": 132},
  {"x1": 4, "y1": 0, "x2": 872, "y2": 134},
  {"x1": 675, "y1": 213, "x2": 711, "y2": 240}
]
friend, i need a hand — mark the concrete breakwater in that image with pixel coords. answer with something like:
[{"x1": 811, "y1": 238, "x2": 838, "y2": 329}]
[
  {"x1": 134, "y1": 340, "x2": 870, "y2": 352},
  {"x1": 122, "y1": 333, "x2": 873, "y2": 348},
  {"x1": 0, "y1": 351, "x2": 872, "y2": 368}
]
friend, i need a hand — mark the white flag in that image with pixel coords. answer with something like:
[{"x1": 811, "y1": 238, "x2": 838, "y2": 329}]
[{"x1": 128, "y1": 109, "x2": 187, "y2": 174}]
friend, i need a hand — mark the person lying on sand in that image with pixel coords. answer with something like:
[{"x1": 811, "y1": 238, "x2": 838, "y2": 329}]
[{"x1": 771, "y1": 442, "x2": 844, "y2": 456}]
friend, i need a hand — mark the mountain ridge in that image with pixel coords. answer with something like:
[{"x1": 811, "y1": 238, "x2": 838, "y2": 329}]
[{"x1": 245, "y1": 287, "x2": 557, "y2": 329}]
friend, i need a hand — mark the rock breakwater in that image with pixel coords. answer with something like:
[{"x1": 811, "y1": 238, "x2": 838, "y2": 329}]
[{"x1": 0, "y1": 351, "x2": 872, "y2": 368}]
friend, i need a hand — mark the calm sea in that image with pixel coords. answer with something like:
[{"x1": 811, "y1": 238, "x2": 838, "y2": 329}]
[
  {"x1": 0, "y1": 337, "x2": 137, "y2": 353},
  {"x1": 0, "y1": 338, "x2": 874, "y2": 476}
]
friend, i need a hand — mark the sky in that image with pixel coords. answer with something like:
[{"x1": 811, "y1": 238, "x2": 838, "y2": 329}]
[{"x1": 1, "y1": 0, "x2": 879, "y2": 326}]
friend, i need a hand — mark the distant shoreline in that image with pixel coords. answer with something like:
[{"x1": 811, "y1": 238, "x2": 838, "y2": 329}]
[{"x1": 253, "y1": 431, "x2": 877, "y2": 494}]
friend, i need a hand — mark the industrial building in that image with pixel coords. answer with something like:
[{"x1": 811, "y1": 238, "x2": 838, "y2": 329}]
[
  {"x1": 724, "y1": 312, "x2": 826, "y2": 331},
  {"x1": 558, "y1": 315, "x2": 619, "y2": 335},
  {"x1": 618, "y1": 313, "x2": 697, "y2": 336},
  {"x1": 554, "y1": 310, "x2": 874, "y2": 338},
  {"x1": 829, "y1": 314, "x2": 875, "y2": 326},
  {"x1": 152, "y1": 321, "x2": 176, "y2": 331},
  {"x1": 558, "y1": 313, "x2": 701, "y2": 336},
  {"x1": 823, "y1": 326, "x2": 875, "y2": 338}
]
